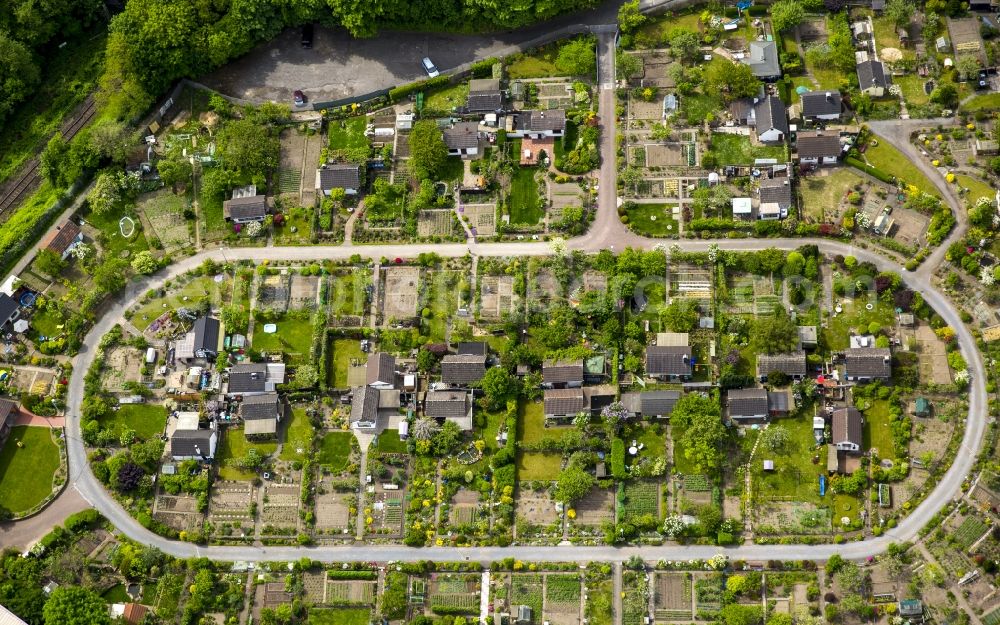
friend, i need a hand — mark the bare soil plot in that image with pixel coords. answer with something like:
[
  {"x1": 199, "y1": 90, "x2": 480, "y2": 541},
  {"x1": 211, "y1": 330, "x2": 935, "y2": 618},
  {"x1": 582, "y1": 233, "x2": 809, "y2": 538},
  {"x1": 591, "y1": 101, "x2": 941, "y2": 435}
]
[
  {"x1": 889, "y1": 206, "x2": 929, "y2": 247},
  {"x1": 654, "y1": 572, "x2": 693, "y2": 620},
  {"x1": 278, "y1": 129, "x2": 306, "y2": 199},
  {"x1": 479, "y1": 275, "x2": 517, "y2": 320},
  {"x1": 208, "y1": 481, "x2": 255, "y2": 523},
  {"x1": 153, "y1": 494, "x2": 204, "y2": 533},
  {"x1": 263, "y1": 582, "x2": 293, "y2": 607},
  {"x1": 260, "y1": 481, "x2": 300, "y2": 533},
  {"x1": 417, "y1": 210, "x2": 455, "y2": 237},
  {"x1": 450, "y1": 488, "x2": 480, "y2": 526},
  {"x1": 631, "y1": 50, "x2": 678, "y2": 89},
  {"x1": 646, "y1": 144, "x2": 687, "y2": 167},
  {"x1": 382, "y1": 266, "x2": 421, "y2": 321},
  {"x1": 544, "y1": 573, "x2": 583, "y2": 625},
  {"x1": 572, "y1": 486, "x2": 614, "y2": 526},
  {"x1": 550, "y1": 182, "x2": 584, "y2": 210},
  {"x1": 6, "y1": 367, "x2": 56, "y2": 395},
  {"x1": 798, "y1": 19, "x2": 827, "y2": 43},
  {"x1": 140, "y1": 189, "x2": 192, "y2": 253},
  {"x1": 315, "y1": 474, "x2": 354, "y2": 534},
  {"x1": 288, "y1": 274, "x2": 320, "y2": 310},
  {"x1": 303, "y1": 571, "x2": 327, "y2": 604},
  {"x1": 101, "y1": 347, "x2": 145, "y2": 392},
  {"x1": 302, "y1": 133, "x2": 323, "y2": 206},
  {"x1": 462, "y1": 202, "x2": 496, "y2": 237},
  {"x1": 259, "y1": 273, "x2": 291, "y2": 310},
  {"x1": 326, "y1": 580, "x2": 377, "y2": 605},
  {"x1": 371, "y1": 486, "x2": 406, "y2": 536},
  {"x1": 516, "y1": 487, "x2": 560, "y2": 526},
  {"x1": 631, "y1": 99, "x2": 665, "y2": 120},
  {"x1": 915, "y1": 325, "x2": 952, "y2": 384},
  {"x1": 582, "y1": 270, "x2": 607, "y2": 293}
]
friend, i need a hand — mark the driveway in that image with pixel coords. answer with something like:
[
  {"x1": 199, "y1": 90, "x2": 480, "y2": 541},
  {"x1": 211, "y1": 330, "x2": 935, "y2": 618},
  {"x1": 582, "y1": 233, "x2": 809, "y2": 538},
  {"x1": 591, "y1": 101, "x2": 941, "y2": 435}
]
[{"x1": 201, "y1": 1, "x2": 621, "y2": 105}]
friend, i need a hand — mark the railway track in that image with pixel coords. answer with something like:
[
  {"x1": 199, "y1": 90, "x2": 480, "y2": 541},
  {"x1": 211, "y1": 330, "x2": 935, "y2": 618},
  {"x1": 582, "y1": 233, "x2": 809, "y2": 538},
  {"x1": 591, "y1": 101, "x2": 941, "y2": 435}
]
[{"x1": 0, "y1": 95, "x2": 98, "y2": 219}]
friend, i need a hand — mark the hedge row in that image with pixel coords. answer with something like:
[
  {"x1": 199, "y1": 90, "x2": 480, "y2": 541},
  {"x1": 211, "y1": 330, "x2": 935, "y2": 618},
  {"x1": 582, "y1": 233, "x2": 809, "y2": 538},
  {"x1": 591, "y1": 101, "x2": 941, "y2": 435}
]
[
  {"x1": 844, "y1": 156, "x2": 896, "y2": 185},
  {"x1": 389, "y1": 75, "x2": 451, "y2": 102}
]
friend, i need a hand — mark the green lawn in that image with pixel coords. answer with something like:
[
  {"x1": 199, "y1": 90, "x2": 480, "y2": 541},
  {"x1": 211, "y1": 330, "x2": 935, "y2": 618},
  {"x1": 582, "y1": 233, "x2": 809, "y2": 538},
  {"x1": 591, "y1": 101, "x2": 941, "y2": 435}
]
[
  {"x1": 273, "y1": 206, "x2": 314, "y2": 245},
  {"x1": 318, "y1": 431, "x2": 355, "y2": 472},
  {"x1": 872, "y1": 16, "x2": 915, "y2": 61},
  {"x1": 625, "y1": 203, "x2": 679, "y2": 236},
  {"x1": 508, "y1": 39, "x2": 580, "y2": 79},
  {"x1": 863, "y1": 399, "x2": 895, "y2": 460},
  {"x1": 634, "y1": 11, "x2": 701, "y2": 47},
  {"x1": 328, "y1": 116, "x2": 370, "y2": 152},
  {"x1": 798, "y1": 169, "x2": 865, "y2": 223},
  {"x1": 101, "y1": 404, "x2": 168, "y2": 440},
  {"x1": 0, "y1": 31, "x2": 107, "y2": 186},
  {"x1": 132, "y1": 275, "x2": 233, "y2": 331},
  {"x1": 199, "y1": 186, "x2": 228, "y2": 241},
  {"x1": 680, "y1": 93, "x2": 724, "y2": 125},
  {"x1": 217, "y1": 427, "x2": 277, "y2": 480},
  {"x1": 955, "y1": 174, "x2": 994, "y2": 207},
  {"x1": 330, "y1": 273, "x2": 368, "y2": 316},
  {"x1": 824, "y1": 299, "x2": 896, "y2": 351},
  {"x1": 517, "y1": 401, "x2": 574, "y2": 445},
  {"x1": 961, "y1": 93, "x2": 1000, "y2": 112},
  {"x1": 787, "y1": 77, "x2": 817, "y2": 104},
  {"x1": 251, "y1": 315, "x2": 315, "y2": 364},
  {"x1": 670, "y1": 424, "x2": 698, "y2": 476},
  {"x1": 309, "y1": 608, "x2": 372, "y2": 625},
  {"x1": 0, "y1": 426, "x2": 59, "y2": 515},
  {"x1": 279, "y1": 408, "x2": 314, "y2": 461},
  {"x1": 376, "y1": 430, "x2": 408, "y2": 453},
  {"x1": 424, "y1": 82, "x2": 470, "y2": 113},
  {"x1": 30, "y1": 308, "x2": 64, "y2": 338},
  {"x1": 509, "y1": 167, "x2": 543, "y2": 225},
  {"x1": 84, "y1": 203, "x2": 150, "y2": 260},
  {"x1": 517, "y1": 452, "x2": 563, "y2": 480},
  {"x1": 584, "y1": 580, "x2": 614, "y2": 625},
  {"x1": 327, "y1": 338, "x2": 365, "y2": 389},
  {"x1": 709, "y1": 134, "x2": 787, "y2": 166},
  {"x1": 102, "y1": 584, "x2": 130, "y2": 603},
  {"x1": 154, "y1": 573, "x2": 184, "y2": 621},
  {"x1": 437, "y1": 156, "x2": 465, "y2": 183},
  {"x1": 753, "y1": 415, "x2": 825, "y2": 503},
  {"x1": 864, "y1": 135, "x2": 937, "y2": 196},
  {"x1": 895, "y1": 74, "x2": 930, "y2": 106},
  {"x1": 633, "y1": 424, "x2": 666, "y2": 462}
]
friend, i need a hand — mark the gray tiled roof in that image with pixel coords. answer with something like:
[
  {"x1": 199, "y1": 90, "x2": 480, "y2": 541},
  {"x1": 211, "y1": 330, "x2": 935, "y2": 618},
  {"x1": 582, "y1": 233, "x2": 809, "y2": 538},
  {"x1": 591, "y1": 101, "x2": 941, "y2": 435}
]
[
  {"x1": 543, "y1": 359, "x2": 584, "y2": 385},
  {"x1": 833, "y1": 407, "x2": 863, "y2": 446},
  {"x1": 425, "y1": 390, "x2": 469, "y2": 419},
  {"x1": 223, "y1": 196, "x2": 268, "y2": 221},
  {"x1": 845, "y1": 347, "x2": 892, "y2": 378},
  {"x1": 759, "y1": 178, "x2": 792, "y2": 209},
  {"x1": 441, "y1": 354, "x2": 487, "y2": 384},
  {"x1": 744, "y1": 40, "x2": 781, "y2": 77},
  {"x1": 524, "y1": 109, "x2": 566, "y2": 132},
  {"x1": 0, "y1": 293, "x2": 16, "y2": 325},
  {"x1": 857, "y1": 60, "x2": 889, "y2": 89},
  {"x1": 0, "y1": 397, "x2": 17, "y2": 428},
  {"x1": 544, "y1": 388, "x2": 588, "y2": 416},
  {"x1": 170, "y1": 429, "x2": 214, "y2": 458},
  {"x1": 757, "y1": 351, "x2": 807, "y2": 377},
  {"x1": 800, "y1": 91, "x2": 842, "y2": 117},
  {"x1": 443, "y1": 122, "x2": 480, "y2": 149},
  {"x1": 351, "y1": 386, "x2": 379, "y2": 423},
  {"x1": 797, "y1": 132, "x2": 842, "y2": 159},
  {"x1": 768, "y1": 390, "x2": 790, "y2": 413},
  {"x1": 728, "y1": 388, "x2": 769, "y2": 418},
  {"x1": 645, "y1": 346, "x2": 691, "y2": 376},
  {"x1": 754, "y1": 95, "x2": 788, "y2": 135},
  {"x1": 193, "y1": 317, "x2": 220, "y2": 353},
  {"x1": 228, "y1": 363, "x2": 268, "y2": 393},
  {"x1": 367, "y1": 353, "x2": 395, "y2": 386},
  {"x1": 457, "y1": 342, "x2": 488, "y2": 356},
  {"x1": 640, "y1": 391, "x2": 680, "y2": 416},
  {"x1": 240, "y1": 392, "x2": 280, "y2": 420},
  {"x1": 317, "y1": 164, "x2": 361, "y2": 190}
]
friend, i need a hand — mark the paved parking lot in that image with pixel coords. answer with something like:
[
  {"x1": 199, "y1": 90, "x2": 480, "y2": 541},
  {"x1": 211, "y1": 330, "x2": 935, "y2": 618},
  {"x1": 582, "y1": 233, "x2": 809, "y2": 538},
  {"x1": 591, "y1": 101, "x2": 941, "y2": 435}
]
[{"x1": 200, "y1": 2, "x2": 618, "y2": 105}]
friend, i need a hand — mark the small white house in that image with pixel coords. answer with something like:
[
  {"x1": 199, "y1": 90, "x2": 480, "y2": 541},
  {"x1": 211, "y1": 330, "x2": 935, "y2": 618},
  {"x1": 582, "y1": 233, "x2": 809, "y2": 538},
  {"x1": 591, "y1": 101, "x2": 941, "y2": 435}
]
[{"x1": 732, "y1": 197, "x2": 753, "y2": 219}]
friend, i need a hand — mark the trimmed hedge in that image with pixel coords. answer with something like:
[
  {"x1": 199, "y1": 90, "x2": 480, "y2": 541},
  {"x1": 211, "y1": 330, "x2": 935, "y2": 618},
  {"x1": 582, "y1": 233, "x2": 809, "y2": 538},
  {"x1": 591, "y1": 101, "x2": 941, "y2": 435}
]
[
  {"x1": 844, "y1": 156, "x2": 896, "y2": 185},
  {"x1": 389, "y1": 75, "x2": 451, "y2": 102}
]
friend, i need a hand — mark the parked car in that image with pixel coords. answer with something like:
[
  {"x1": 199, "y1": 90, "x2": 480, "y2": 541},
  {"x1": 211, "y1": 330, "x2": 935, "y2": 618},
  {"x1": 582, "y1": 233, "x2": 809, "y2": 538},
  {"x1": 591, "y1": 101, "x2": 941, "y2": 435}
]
[
  {"x1": 421, "y1": 57, "x2": 439, "y2": 78},
  {"x1": 293, "y1": 90, "x2": 306, "y2": 106},
  {"x1": 301, "y1": 24, "x2": 314, "y2": 48}
]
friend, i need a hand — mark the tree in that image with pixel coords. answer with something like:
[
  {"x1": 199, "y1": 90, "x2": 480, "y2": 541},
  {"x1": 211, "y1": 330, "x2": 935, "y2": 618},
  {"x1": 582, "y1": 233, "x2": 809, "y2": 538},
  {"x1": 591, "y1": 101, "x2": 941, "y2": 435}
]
[
  {"x1": 956, "y1": 54, "x2": 981, "y2": 81},
  {"x1": 92, "y1": 258, "x2": 129, "y2": 293},
  {"x1": 88, "y1": 120, "x2": 137, "y2": 163},
  {"x1": 672, "y1": 394, "x2": 727, "y2": 474},
  {"x1": 218, "y1": 118, "x2": 279, "y2": 179},
  {"x1": 88, "y1": 170, "x2": 140, "y2": 215},
  {"x1": 554, "y1": 465, "x2": 595, "y2": 503},
  {"x1": 35, "y1": 249, "x2": 67, "y2": 277},
  {"x1": 706, "y1": 61, "x2": 762, "y2": 101},
  {"x1": 621, "y1": 166, "x2": 643, "y2": 194},
  {"x1": 601, "y1": 401, "x2": 629, "y2": 435},
  {"x1": 662, "y1": 299, "x2": 699, "y2": 332},
  {"x1": 480, "y1": 367, "x2": 517, "y2": 410},
  {"x1": 837, "y1": 561, "x2": 868, "y2": 593},
  {"x1": 930, "y1": 83, "x2": 958, "y2": 107},
  {"x1": 40, "y1": 133, "x2": 70, "y2": 188},
  {"x1": 416, "y1": 348, "x2": 437, "y2": 372},
  {"x1": 668, "y1": 29, "x2": 701, "y2": 64},
  {"x1": 751, "y1": 309, "x2": 799, "y2": 354},
  {"x1": 157, "y1": 152, "x2": 193, "y2": 190},
  {"x1": 618, "y1": 0, "x2": 646, "y2": 33},
  {"x1": 432, "y1": 419, "x2": 462, "y2": 455},
  {"x1": 0, "y1": 32, "x2": 40, "y2": 127},
  {"x1": 759, "y1": 425, "x2": 790, "y2": 453},
  {"x1": 43, "y1": 586, "x2": 112, "y2": 625},
  {"x1": 616, "y1": 49, "x2": 642, "y2": 80},
  {"x1": 131, "y1": 250, "x2": 158, "y2": 275},
  {"x1": 720, "y1": 604, "x2": 763, "y2": 625},
  {"x1": 116, "y1": 462, "x2": 145, "y2": 491},
  {"x1": 409, "y1": 120, "x2": 449, "y2": 179},
  {"x1": 412, "y1": 417, "x2": 440, "y2": 441},
  {"x1": 770, "y1": 0, "x2": 804, "y2": 33},
  {"x1": 556, "y1": 37, "x2": 597, "y2": 76},
  {"x1": 884, "y1": 0, "x2": 915, "y2": 28}
]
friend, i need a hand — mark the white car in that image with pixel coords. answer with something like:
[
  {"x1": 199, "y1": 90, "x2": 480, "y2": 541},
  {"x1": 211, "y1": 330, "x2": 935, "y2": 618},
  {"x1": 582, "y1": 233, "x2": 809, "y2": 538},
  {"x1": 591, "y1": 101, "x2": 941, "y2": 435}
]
[{"x1": 422, "y1": 57, "x2": 439, "y2": 78}]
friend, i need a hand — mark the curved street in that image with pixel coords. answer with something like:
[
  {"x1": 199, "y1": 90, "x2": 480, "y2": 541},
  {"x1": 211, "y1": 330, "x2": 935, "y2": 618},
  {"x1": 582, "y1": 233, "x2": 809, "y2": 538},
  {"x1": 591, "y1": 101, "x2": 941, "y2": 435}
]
[{"x1": 54, "y1": 35, "x2": 982, "y2": 564}]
